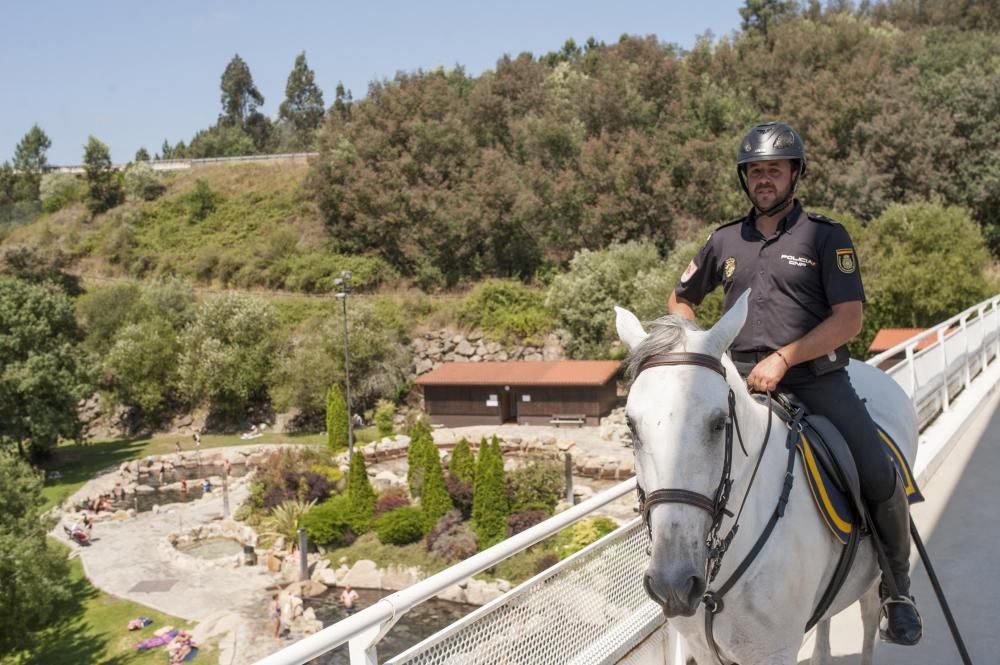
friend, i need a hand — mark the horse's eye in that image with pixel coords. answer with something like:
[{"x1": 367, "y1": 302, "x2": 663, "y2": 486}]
[
  {"x1": 711, "y1": 416, "x2": 727, "y2": 433},
  {"x1": 626, "y1": 416, "x2": 640, "y2": 447}
]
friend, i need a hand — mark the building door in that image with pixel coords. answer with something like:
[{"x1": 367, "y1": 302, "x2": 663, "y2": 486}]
[{"x1": 500, "y1": 392, "x2": 517, "y2": 423}]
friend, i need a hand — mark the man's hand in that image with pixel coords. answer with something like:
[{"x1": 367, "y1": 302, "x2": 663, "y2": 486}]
[{"x1": 747, "y1": 353, "x2": 789, "y2": 393}]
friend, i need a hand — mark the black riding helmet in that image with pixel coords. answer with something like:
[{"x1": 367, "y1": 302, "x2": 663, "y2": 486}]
[{"x1": 737, "y1": 121, "x2": 806, "y2": 217}]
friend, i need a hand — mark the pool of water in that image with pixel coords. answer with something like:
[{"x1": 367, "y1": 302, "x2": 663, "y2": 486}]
[
  {"x1": 179, "y1": 537, "x2": 244, "y2": 560},
  {"x1": 110, "y1": 465, "x2": 248, "y2": 512},
  {"x1": 305, "y1": 588, "x2": 475, "y2": 664}
]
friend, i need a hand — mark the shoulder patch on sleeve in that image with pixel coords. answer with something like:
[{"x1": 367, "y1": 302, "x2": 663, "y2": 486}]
[{"x1": 807, "y1": 212, "x2": 837, "y2": 225}]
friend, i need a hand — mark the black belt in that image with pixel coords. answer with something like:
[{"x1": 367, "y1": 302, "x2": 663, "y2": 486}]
[{"x1": 730, "y1": 349, "x2": 775, "y2": 363}]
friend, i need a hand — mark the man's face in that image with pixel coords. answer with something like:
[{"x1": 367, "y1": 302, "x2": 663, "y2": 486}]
[{"x1": 745, "y1": 159, "x2": 793, "y2": 212}]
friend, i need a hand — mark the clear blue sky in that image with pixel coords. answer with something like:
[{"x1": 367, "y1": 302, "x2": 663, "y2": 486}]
[{"x1": 1, "y1": 1, "x2": 745, "y2": 165}]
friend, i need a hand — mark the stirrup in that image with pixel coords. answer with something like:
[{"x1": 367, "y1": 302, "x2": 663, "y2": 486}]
[{"x1": 879, "y1": 595, "x2": 923, "y2": 645}]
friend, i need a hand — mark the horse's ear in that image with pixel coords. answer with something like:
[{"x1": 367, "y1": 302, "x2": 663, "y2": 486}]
[
  {"x1": 706, "y1": 288, "x2": 751, "y2": 357},
  {"x1": 615, "y1": 306, "x2": 647, "y2": 352}
]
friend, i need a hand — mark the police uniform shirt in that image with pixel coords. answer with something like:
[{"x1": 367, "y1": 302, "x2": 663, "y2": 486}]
[{"x1": 674, "y1": 201, "x2": 865, "y2": 352}]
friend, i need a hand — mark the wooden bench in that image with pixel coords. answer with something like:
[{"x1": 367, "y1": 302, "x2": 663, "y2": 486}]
[{"x1": 550, "y1": 413, "x2": 587, "y2": 426}]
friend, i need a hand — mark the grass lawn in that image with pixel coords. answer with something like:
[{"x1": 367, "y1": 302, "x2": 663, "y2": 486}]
[
  {"x1": 6, "y1": 542, "x2": 217, "y2": 665},
  {"x1": 39, "y1": 427, "x2": 383, "y2": 511}
]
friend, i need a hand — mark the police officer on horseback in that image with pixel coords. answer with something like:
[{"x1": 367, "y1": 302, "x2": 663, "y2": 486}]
[{"x1": 667, "y1": 121, "x2": 922, "y2": 646}]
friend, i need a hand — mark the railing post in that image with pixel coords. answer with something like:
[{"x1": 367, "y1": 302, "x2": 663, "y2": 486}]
[
  {"x1": 961, "y1": 315, "x2": 971, "y2": 390},
  {"x1": 939, "y1": 328, "x2": 950, "y2": 411},
  {"x1": 994, "y1": 298, "x2": 1000, "y2": 361},
  {"x1": 980, "y1": 305, "x2": 988, "y2": 370},
  {"x1": 348, "y1": 624, "x2": 381, "y2": 665},
  {"x1": 906, "y1": 345, "x2": 917, "y2": 399}
]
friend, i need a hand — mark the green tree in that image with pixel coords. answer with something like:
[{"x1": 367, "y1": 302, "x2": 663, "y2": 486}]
[
  {"x1": 0, "y1": 451, "x2": 71, "y2": 654},
  {"x1": 407, "y1": 419, "x2": 436, "y2": 497},
  {"x1": 346, "y1": 451, "x2": 376, "y2": 532},
  {"x1": 472, "y1": 436, "x2": 509, "y2": 549},
  {"x1": 122, "y1": 161, "x2": 165, "y2": 201},
  {"x1": 134, "y1": 146, "x2": 151, "y2": 161},
  {"x1": 82, "y1": 135, "x2": 122, "y2": 215},
  {"x1": 0, "y1": 277, "x2": 92, "y2": 458},
  {"x1": 420, "y1": 445, "x2": 453, "y2": 532},
  {"x1": 279, "y1": 52, "x2": 326, "y2": 149},
  {"x1": 186, "y1": 178, "x2": 220, "y2": 222},
  {"x1": 12, "y1": 124, "x2": 51, "y2": 201},
  {"x1": 508, "y1": 459, "x2": 564, "y2": 512},
  {"x1": 220, "y1": 54, "x2": 265, "y2": 127},
  {"x1": 449, "y1": 437, "x2": 476, "y2": 486},
  {"x1": 332, "y1": 82, "x2": 353, "y2": 121},
  {"x1": 103, "y1": 318, "x2": 181, "y2": 418},
  {"x1": 739, "y1": 0, "x2": 799, "y2": 45},
  {"x1": 176, "y1": 294, "x2": 277, "y2": 415},
  {"x1": 326, "y1": 384, "x2": 349, "y2": 451}
]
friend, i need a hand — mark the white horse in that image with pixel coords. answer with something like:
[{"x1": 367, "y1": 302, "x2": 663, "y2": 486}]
[{"x1": 615, "y1": 290, "x2": 917, "y2": 665}]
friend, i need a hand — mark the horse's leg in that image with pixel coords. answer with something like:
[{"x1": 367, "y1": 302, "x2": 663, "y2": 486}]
[
  {"x1": 809, "y1": 618, "x2": 833, "y2": 665},
  {"x1": 859, "y1": 583, "x2": 880, "y2": 665}
]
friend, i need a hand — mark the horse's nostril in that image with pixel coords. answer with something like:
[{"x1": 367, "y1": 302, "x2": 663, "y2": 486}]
[{"x1": 688, "y1": 575, "x2": 706, "y2": 605}]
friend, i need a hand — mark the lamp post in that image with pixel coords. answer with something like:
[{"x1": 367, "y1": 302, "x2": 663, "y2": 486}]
[{"x1": 334, "y1": 271, "x2": 354, "y2": 457}]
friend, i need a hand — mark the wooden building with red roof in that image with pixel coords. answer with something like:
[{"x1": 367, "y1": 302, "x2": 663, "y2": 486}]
[{"x1": 414, "y1": 360, "x2": 622, "y2": 427}]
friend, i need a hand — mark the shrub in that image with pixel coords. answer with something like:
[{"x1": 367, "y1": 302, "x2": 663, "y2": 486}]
[
  {"x1": 346, "y1": 451, "x2": 376, "y2": 533},
  {"x1": 374, "y1": 399, "x2": 395, "y2": 437},
  {"x1": 445, "y1": 474, "x2": 473, "y2": 520},
  {"x1": 426, "y1": 510, "x2": 478, "y2": 562},
  {"x1": 457, "y1": 279, "x2": 554, "y2": 344},
  {"x1": 472, "y1": 437, "x2": 509, "y2": 549},
  {"x1": 535, "y1": 553, "x2": 560, "y2": 575},
  {"x1": 123, "y1": 162, "x2": 166, "y2": 201},
  {"x1": 187, "y1": 178, "x2": 219, "y2": 222},
  {"x1": 508, "y1": 509, "x2": 549, "y2": 536},
  {"x1": 301, "y1": 495, "x2": 355, "y2": 547},
  {"x1": 326, "y1": 384, "x2": 349, "y2": 452},
  {"x1": 545, "y1": 240, "x2": 663, "y2": 358},
  {"x1": 508, "y1": 460, "x2": 564, "y2": 513},
  {"x1": 39, "y1": 172, "x2": 81, "y2": 213},
  {"x1": 375, "y1": 506, "x2": 425, "y2": 545},
  {"x1": 255, "y1": 449, "x2": 335, "y2": 510},
  {"x1": 448, "y1": 438, "x2": 475, "y2": 486},
  {"x1": 374, "y1": 486, "x2": 410, "y2": 517},
  {"x1": 555, "y1": 517, "x2": 618, "y2": 559}
]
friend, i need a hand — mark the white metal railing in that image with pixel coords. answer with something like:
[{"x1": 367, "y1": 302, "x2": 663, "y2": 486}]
[
  {"x1": 259, "y1": 294, "x2": 1000, "y2": 665},
  {"x1": 47, "y1": 152, "x2": 319, "y2": 174}
]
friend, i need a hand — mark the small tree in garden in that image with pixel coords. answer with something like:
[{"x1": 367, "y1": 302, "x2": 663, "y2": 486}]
[
  {"x1": 420, "y1": 448, "x2": 453, "y2": 532},
  {"x1": 406, "y1": 419, "x2": 435, "y2": 497},
  {"x1": 449, "y1": 437, "x2": 476, "y2": 486},
  {"x1": 374, "y1": 399, "x2": 395, "y2": 437},
  {"x1": 472, "y1": 436, "x2": 509, "y2": 549},
  {"x1": 326, "y1": 384, "x2": 348, "y2": 451},
  {"x1": 346, "y1": 451, "x2": 376, "y2": 532}
]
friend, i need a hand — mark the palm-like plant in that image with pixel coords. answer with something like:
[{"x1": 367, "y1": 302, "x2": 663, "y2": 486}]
[{"x1": 259, "y1": 499, "x2": 316, "y2": 550}]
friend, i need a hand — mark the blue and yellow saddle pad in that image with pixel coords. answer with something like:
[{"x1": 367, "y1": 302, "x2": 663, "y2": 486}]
[{"x1": 796, "y1": 425, "x2": 923, "y2": 544}]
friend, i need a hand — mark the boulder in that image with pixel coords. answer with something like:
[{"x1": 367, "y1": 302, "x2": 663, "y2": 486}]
[
  {"x1": 341, "y1": 559, "x2": 380, "y2": 588},
  {"x1": 455, "y1": 339, "x2": 476, "y2": 356},
  {"x1": 285, "y1": 580, "x2": 328, "y2": 598},
  {"x1": 318, "y1": 568, "x2": 339, "y2": 586}
]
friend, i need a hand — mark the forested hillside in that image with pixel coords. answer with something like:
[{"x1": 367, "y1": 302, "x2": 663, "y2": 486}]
[{"x1": 1, "y1": 0, "x2": 998, "y2": 449}]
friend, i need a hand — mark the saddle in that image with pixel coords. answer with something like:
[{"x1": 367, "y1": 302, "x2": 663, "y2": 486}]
[{"x1": 753, "y1": 391, "x2": 924, "y2": 629}]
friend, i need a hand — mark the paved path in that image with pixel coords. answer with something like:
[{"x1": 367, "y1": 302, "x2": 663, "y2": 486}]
[{"x1": 798, "y1": 399, "x2": 1000, "y2": 664}]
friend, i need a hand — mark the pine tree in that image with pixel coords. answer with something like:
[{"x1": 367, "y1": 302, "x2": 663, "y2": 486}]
[
  {"x1": 326, "y1": 384, "x2": 349, "y2": 452},
  {"x1": 406, "y1": 419, "x2": 435, "y2": 497},
  {"x1": 82, "y1": 135, "x2": 122, "y2": 215},
  {"x1": 472, "y1": 436, "x2": 509, "y2": 549},
  {"x1": 346, "y1": 451, "x2": 376, "y2": 532},
  {"x1": 134, "y1": 147, "x2": 150, "y2": 162},
  {"x1": 13, "y1": 124, "x2": 51, "y2": 201},
  {"x1": 332, "y1": 82, "x2": 352, "y2": 122},
  {"x1": 278, "y1": 52, "x2": 325, "y2": 149},
  {"x1": 449, "y1": 437, "x2": 476, "y2": 486},
  {"x1": 420, "y1": 447, "x2": 453, "y2": 532}
]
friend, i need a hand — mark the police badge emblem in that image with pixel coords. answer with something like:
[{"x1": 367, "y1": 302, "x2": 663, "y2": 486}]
[
  {"x1": 723, "y1": 257, "x2": 736, "y2": 280},
  {"x1": 835, "y1": 249, "x2": 856, "y2": 274}
]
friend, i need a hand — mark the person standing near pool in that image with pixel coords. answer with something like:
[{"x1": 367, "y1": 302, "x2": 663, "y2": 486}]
[{"x1": 340, "y1": 585, "x2": 359, "y2": 615}]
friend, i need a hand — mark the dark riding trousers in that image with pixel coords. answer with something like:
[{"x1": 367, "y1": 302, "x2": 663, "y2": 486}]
[{"x1": 732, "y1": 360, "x2": 896, "y2": 504}]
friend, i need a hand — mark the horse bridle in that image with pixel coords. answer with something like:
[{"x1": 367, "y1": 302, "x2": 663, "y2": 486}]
[
  {"x1": 634, "y1": 352, "x2": 754, "y2": 583},
  {"x1": 634, "y1": 351, "x2": 795, "y2": 665}
]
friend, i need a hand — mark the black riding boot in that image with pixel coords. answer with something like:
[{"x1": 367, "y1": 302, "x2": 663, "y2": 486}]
[{"x1": 869, "y1": 475, "x2": 922, "y2": 645}]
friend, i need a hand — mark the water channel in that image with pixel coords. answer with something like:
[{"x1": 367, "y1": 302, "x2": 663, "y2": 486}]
[{"x1": 305, "y1": 588, "x2": 475, "y2": 664}]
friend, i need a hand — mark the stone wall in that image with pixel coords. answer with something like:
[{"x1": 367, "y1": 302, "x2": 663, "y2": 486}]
[{"x1": 410, "y1": 328, "x2": 566, "y2": 377}]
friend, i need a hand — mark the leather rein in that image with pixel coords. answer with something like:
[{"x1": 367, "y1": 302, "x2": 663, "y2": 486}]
[{"x1": 634, "y1": 352, "x2": 800, "y2": 665}]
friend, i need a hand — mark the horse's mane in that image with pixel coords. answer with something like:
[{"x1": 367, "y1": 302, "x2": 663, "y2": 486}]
[{"x1": 624, "y1": 314, "x2": 702, "y2": 383}]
